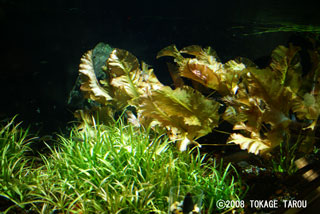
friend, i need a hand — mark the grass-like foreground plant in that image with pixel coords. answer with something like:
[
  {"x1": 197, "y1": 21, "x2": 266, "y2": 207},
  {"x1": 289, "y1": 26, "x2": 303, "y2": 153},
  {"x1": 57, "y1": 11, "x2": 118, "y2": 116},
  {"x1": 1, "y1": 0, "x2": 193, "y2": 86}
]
[
  {"x1": 0, "y1": 117, "x2": 39, "y2": 213},
  {"x1": 0, "y1": 117, "x2": 246, "y2": 213}
]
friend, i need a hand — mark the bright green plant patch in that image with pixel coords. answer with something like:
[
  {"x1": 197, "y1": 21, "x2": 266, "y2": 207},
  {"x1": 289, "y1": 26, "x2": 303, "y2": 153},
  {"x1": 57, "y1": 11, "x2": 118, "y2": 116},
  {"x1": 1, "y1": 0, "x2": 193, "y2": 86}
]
[
  {"x1": 0, "y1": 117, "x2": 246, "y2": 213},
  {"x1": 0, "y1": 117, "x2": 37, "y2": 212}
]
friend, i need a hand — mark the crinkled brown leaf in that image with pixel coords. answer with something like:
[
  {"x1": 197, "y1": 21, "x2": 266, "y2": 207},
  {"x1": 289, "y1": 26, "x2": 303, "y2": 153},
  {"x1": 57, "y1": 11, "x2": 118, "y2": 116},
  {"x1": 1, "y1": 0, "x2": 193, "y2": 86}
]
[
  {"x1": 246, "y1": 68, "x2": 294, "y2": 116},
  {"x1": 222, "y1": 60, "x2": 246, "y2": 94},
  {"x1": 292, "y1": 93, "x2": 320, "y2": 129},
  {"x1": 223, "y1": 67, "x2": 295, "y2": 155},
  {"x1": 270, "y1": 44, "x2": 302, "y2": 92},
  {"x1": 138, "y1": 86, "x2": 220, "y2": 150},
  {"x1": 228, "y1": 42, "x2": 318, "y2": 154},
  {"x1": 180, "y1": 45, "x2": 220, "y2": 63},
  {"x1": 79, "y1": 48, "x2": 164, "y2": 110},
  {"x1": 227, "y1": 133, "x2": 271, "y2": 155},
  {"x1": 178, "y1": 46, "x2": 224, "y2": 91},
  {"x1": 107, "y1": 48, "x2": 140, "y2": 77},
  {"x1": 156, "y1": 45, "x2": 182, "y2": 59},
  {"x1": 79, "y1": 50, "x2": 112, "y2": 104},
  {"x1": 157, "y1": 45, "x2": 246, "y2": 95},
  {"x1": 107, "y1": 48, "x2": 141, "y2": 99},
  {"x1": 180, "y1": 59, "x2": 221, "y2": 90},
  {"x1": 107, "y1": 49, "x2": 163, "y2": 107}
]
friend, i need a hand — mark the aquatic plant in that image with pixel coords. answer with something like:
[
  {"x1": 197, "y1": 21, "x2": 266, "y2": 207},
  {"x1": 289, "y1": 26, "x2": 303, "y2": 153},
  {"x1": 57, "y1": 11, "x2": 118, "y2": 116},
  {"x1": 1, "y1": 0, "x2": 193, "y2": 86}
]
[
  {"x1": 225, "y1": 44, "x2": 319, "y2": 155},
  {"x1": 77, "y1": 36, "x2": 319, "y2": 158},
  {"x1": 158, "y1": 41, "x2": 319, "y2": 156},
  {"x1": 0, "y1": 117, "x2": 36, "y2": 212},
  {"x1": 78, "y1": 46, "x2": 221, "y2": 151},
  {"x1": 156, "y1": 45, "x2": 246, "y2": 96},
  {"x1": 0, "y1": 117, "x2": 245, "y2": 213}
]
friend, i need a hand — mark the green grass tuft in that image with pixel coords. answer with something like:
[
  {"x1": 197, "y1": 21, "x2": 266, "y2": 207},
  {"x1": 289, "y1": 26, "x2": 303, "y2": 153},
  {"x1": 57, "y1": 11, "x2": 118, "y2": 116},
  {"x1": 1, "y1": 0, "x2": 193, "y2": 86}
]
[{"x1": 0, "y1": 116, "x2": 246, "y2": 213}]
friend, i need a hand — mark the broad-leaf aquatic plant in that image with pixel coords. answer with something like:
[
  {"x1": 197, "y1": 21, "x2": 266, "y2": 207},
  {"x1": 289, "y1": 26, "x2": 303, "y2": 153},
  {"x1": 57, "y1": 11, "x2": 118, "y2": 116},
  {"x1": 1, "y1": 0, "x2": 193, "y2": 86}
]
[
  {"x1": 78, "y1": 46, "x2": 221, "y2": 151},
  {"x1": 157, "y1": 41, "x2": 320, "y2": 156},
  {"x1": 225, "y1": 44, "x2": 319, "y2": 155},
  {"x1": 137, "y1": 85, "x2": 220, "y2": 151},
  {"x1": 157, "y1": 45, "x2": 246, "y2": 96},
  {"x1": 78, "y1": 37, "x2": 319, "y2": 156}
]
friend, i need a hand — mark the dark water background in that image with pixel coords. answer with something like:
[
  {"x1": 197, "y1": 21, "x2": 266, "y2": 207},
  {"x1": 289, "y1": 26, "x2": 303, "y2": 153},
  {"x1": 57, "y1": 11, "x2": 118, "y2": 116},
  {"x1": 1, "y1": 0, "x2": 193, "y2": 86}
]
[{"x1": 0, "y1": 0, "x2": 319, "y2": 135}]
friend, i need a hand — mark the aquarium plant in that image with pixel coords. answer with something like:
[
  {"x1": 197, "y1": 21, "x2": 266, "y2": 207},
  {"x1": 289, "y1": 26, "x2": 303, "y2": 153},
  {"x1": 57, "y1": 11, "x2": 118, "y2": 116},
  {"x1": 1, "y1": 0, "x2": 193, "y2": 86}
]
[
  {"x1": 0, "y1": 117, "x2": 36, "y2": 212},
  {"x1": 78, "y1": 46, "x2": 221, "y2": 151},
  {"x1": 77, "y1": 38, "x2": 319, "y2": 158},
  {"x1": 0, "y1": 117, "x2": 245, "y2": 213}
]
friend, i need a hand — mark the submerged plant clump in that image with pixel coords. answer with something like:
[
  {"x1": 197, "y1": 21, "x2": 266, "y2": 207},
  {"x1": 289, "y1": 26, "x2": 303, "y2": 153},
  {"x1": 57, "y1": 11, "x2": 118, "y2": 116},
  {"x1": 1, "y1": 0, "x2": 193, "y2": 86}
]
[
  {"x1": 78, "y1": 38, "x2": 320, "y2": 158},
  {"x1": 78, "y1": 46, "x2": 222, "y2": 151},
  {"x1": 0, "y1": 117, "x2": 245, "y2": 213},
  {"x1": 0, "y1": 117, "x2": 37, "y2": 213}
]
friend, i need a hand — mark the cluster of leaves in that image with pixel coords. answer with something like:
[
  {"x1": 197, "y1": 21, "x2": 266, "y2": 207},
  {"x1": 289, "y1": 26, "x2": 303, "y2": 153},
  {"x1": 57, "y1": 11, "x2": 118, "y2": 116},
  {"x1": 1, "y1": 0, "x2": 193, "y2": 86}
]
[
  {"x1": 0, "y1": 117, "x2": 35, "y2": 209},
  {"x1": 0, "y1": 117, "x2": 245, "y2": 213},
  {"x1": 223, "y1": 41, "x2": 320, "y2": 155},
  {"x1": 78, "y1": 48, "x2": 220, "y2": 151},
  {"x1": 78, "y1": 37, "x2": 320, "y2": 155}
]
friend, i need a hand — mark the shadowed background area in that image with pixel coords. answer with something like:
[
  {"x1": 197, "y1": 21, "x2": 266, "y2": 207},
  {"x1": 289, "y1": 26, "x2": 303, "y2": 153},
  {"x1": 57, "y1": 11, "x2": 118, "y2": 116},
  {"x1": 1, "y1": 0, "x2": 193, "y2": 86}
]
[{"x1": 0, "y1": 0, "x2": 319, "y2": 134}]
